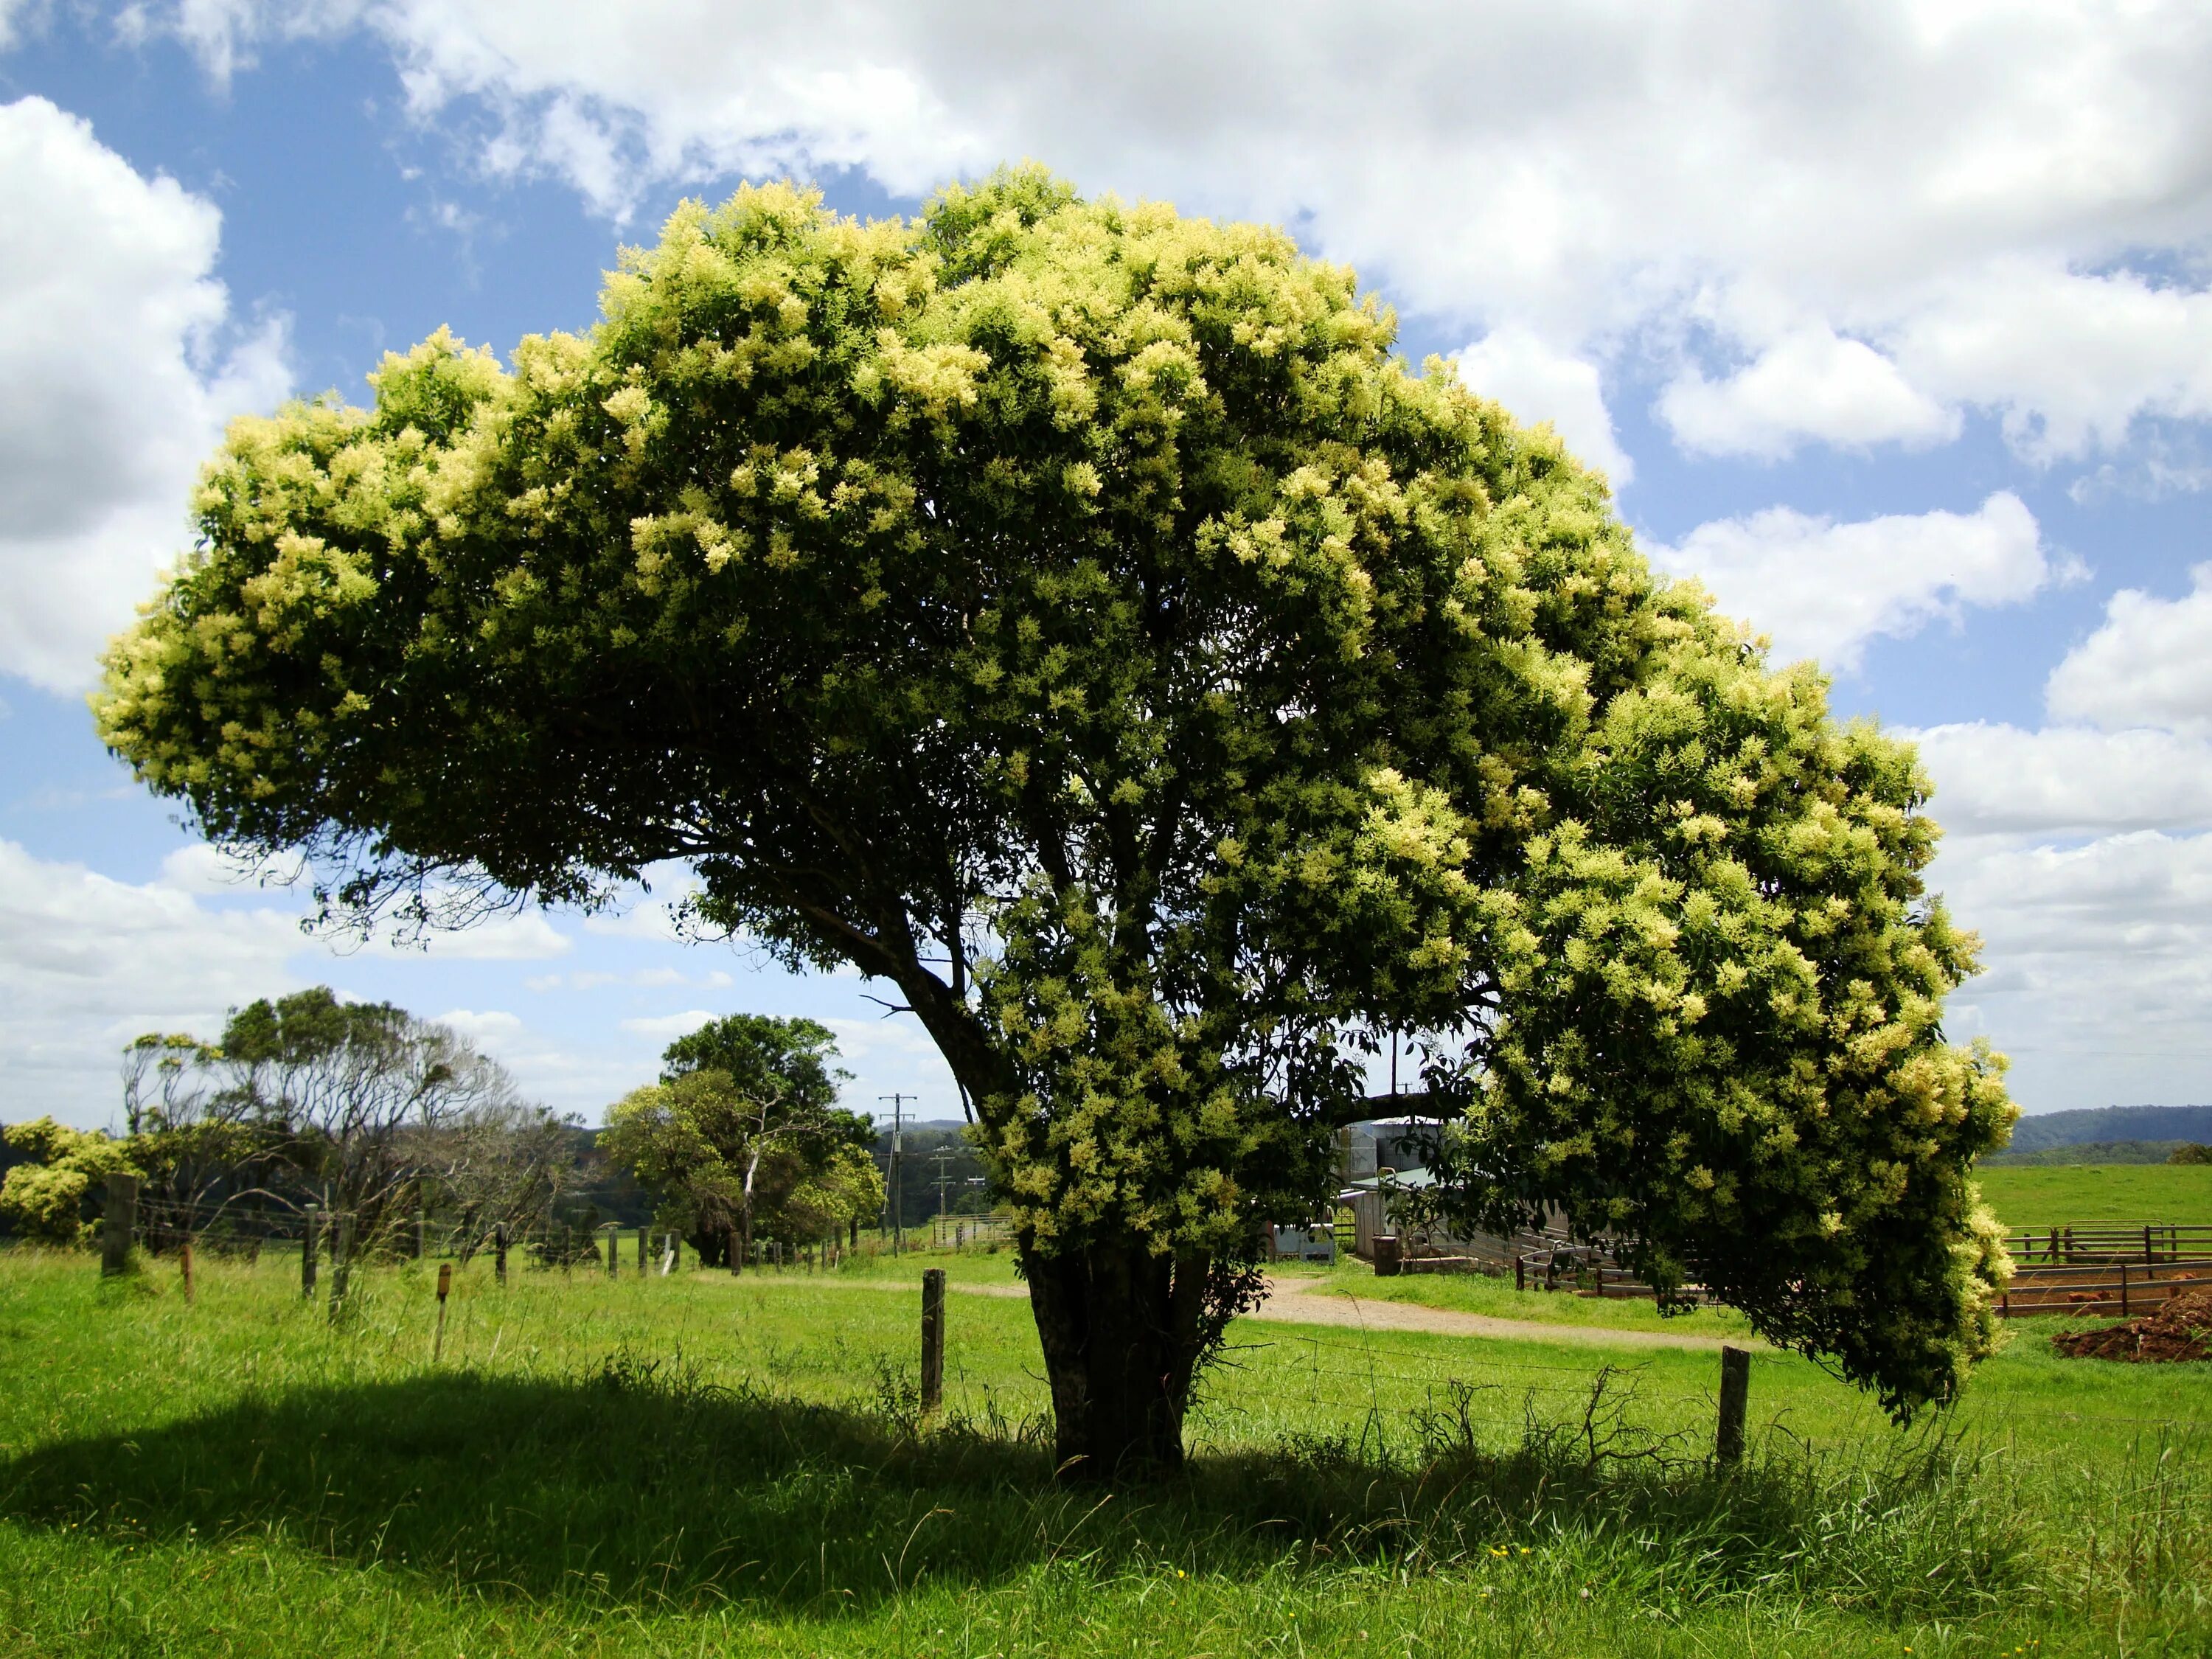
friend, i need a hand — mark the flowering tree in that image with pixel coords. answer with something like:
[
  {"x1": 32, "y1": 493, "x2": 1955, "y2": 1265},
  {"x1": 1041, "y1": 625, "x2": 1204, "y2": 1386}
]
[
  {"x1": 96, "y1": 169, "x2": 2012, "y2": 1475},
  {"x1": 0, "y1": 1119, "x2": 138, "y2": 1244}
]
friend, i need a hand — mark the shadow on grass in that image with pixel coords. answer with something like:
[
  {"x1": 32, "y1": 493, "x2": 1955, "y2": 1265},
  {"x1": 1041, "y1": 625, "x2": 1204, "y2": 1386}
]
[{"x1": 0, "y1": 1349, "x2": 2026, "y2": 1618}]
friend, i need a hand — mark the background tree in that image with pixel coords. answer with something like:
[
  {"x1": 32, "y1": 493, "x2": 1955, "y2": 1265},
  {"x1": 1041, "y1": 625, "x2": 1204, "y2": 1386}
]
[
  {"x1": 97, "y1": 170, "x2": 2014, "y2": 1475},
  {"x1": 207, "y1": 988, "x2": 554, "y2": 1245},
  {"x1": 602, "y1": 1015, "x2": 873, "y2": 1265},
  {"x1": 775, "y1": 1143, "x2": 886, "y2": 1250},
  {"x1": 0, "y1": 1119, "x2": 139, "y2": 1244},
  {"x1": 406, "y1": 1093, "x2": 580, "y2": 1262},
  {"x1": 116, "y1": 1032, "x2": 280, "y2": 1243}
]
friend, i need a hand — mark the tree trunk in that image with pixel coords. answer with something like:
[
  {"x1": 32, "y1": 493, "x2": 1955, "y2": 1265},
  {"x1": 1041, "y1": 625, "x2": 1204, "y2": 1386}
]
[{"x1": 1021, "y1": 1238, "x2": 1211, "y2": 1481}]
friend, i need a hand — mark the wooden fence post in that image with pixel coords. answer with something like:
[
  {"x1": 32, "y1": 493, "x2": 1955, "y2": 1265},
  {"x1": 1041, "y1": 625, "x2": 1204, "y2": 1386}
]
[
  {"x1": 726, "y1": 1225, "x2": 741, "y2": 1276},
  {"x1": 178, "y1": 1234, "x2": 195, "y2": 1304},
  {"x1": 1717, "y1": 1344, "x2": 1751, "y2": 1468},
  {"x1": 330, "y1": 1213, "x2": 354, "y2": 1321},
  {"x1": 100, "y1": 1173, "x2": 139, "y2": 1278},
  {"x1": 434, "y1": 1262, "x2": 453, "y2": 1361},
  {"x1": 301, "y1": 1203, "x2": 320, "y2": 1298},
  {"x1": 638, "y1": 1228, "x2": 648, "y2": 1273},
  {"x1": 604, "y1": 1226, "x2": 619, "y2": 1279},
  {"x1": 494, "y1": 1222, "x2": 509, "y2": 1286},
  {"x1": 2121, "y1": 1263, "x2": 2130, "y2": 1318},
  {"x1": 414, "y1": 1210, "x2": 427, "y2": 1262},
  {"x1": 920, "y1": 1267, "x2": 946, "y2": 1415}
]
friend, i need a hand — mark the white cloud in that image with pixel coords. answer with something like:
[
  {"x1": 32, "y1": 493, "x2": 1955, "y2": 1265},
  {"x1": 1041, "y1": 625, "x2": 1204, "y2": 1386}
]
[
  {"x1": 122, "y1": 1, "x2": 2212, "y2": 473},
  {"x1": 1453, "y1": 327, "x2": 1632, "y2": 486},
  {"x1": 525, "y1": 965, "x2": 730, "y2": 992},
  {"x1": 618, "y1": 1009, "x2": 719, "y2": 1041},
  {"x1": 2045, "y1": 563, "x2": 2212, "y2": 737},
  {"x1": 1906, "y1": 723, "x2": 2212, "y2": 838},
  {"x1": 1658, "y1": 327, "x2": 1958, "y2": 459},
  {"x1": 375, "y1": 908, "x2": 574, "y2": 961},
  {"x1": 154, "y1": 841, "x2": 307, "y2": 894},
  {"x1": 0, "y1": 97, "x2": 290, "y2": 692},
  {"x1": 1906, "y1": 655, "x2": 2212, "y2": 1108},
  {"x1": 1645, "y1": 491, "x2": 2061, "y2": 671},
  {"x1": 0, "y1": 1, "x2": 44, "y2": 50},
  {"x1": 434, "y1": 1006, "x2": 523, "y2": 1043},
  {"x1": 0, "y1": 836, "x2": 305, "y2": 1124},
  {"x1": 153, "y1": 842, "x2": 572, "y2": 957},
  {"x1": 1928, "y1": 830, "x2": 2212, "y2": 1110},
  {"x1": 1893, "y1": 264, "x2": 2212, "y2": 465}
]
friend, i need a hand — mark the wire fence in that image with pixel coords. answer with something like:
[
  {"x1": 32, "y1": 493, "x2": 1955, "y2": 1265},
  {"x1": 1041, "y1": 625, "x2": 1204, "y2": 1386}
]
[{"x1": 45, "y1": 1176, "x2": 2209, "y2": 1443}]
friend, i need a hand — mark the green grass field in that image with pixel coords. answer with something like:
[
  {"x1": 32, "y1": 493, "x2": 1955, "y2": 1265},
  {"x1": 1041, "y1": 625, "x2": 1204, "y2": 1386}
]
[
  {"x1": 0, "y1": 1243, "x2": 2205, "y2": 1658},
  {"x1": 1974, "y1": 1162, "x2": 2212, "y2": 1228}
]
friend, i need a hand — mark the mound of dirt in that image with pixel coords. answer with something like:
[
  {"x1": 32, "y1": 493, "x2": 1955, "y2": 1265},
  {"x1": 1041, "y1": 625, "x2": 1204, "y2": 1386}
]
[{"x1": 2052, "y1": 1289, "x2": 2212, "y2": 1363}]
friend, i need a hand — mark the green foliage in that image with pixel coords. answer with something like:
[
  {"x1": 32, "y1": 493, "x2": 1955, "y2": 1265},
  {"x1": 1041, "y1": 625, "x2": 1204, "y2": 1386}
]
[
  {"x1": 2171, "y1": 1142, "x2": 2212, "y2": 1166},
  {"x1": 220, "y1": 986, "x2": 411, "y2": 1071},
  {"x1": 0, "y1": 1163, "x2": 92, "y2": 1243},
  {"x1": 0, "y1": 1118, "x2": 139, "y2": 1244},
  {"x1": 603, "y1": 1017, "x2": 879, "y2": 1248},
  {"x1": 661, "y1": 1013, "x2": 864, "y2": 1148},
  {"x1": 94, "y1": 168, "x2": 2010, "y2": 1428}
]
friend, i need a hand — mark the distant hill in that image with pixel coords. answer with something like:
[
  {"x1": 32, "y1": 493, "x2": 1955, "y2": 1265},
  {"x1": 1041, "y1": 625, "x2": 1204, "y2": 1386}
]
[
  {"x1": 2003, "y1": 1106, "x2": 2212, "y2": 1155},
  {"x1": 1982, "y1": 1139, "x2": 2190, "y2": 1167}
]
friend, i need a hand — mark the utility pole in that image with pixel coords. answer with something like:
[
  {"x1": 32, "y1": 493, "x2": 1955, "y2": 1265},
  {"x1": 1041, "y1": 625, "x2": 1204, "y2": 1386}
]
[
  {"x1": 932, "y1": 1150, "x2": 955, "y2": 1221},
  {"x1": 879, "y1": 1093, "x2": 912, "y2": 1256}
]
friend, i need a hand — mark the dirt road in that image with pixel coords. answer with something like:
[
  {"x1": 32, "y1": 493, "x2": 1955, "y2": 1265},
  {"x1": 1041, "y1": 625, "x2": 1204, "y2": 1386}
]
[
  {"x1": 878, "y1": 1270, "x2": 1752, "y2": 1352},
  {"x1": 1245, "y1": 1276, "x2": 1750, "y2": 1352}
]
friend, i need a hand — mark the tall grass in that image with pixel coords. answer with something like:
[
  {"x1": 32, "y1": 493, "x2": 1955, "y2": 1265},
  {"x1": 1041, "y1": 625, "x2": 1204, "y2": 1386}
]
[{"x1": 1, "y1": 1245, "x2": 2204, "y2": 1657}]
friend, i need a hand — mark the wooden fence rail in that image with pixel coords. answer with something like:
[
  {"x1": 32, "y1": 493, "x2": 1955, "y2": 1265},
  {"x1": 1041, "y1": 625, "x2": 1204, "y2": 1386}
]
[
  {"x1": 1999, "y1": 1261, "x2": 2205, "y2": 1318},
  {"x1": 2005, "y1": 1223, "x2": 2212, "y2": 1267}
]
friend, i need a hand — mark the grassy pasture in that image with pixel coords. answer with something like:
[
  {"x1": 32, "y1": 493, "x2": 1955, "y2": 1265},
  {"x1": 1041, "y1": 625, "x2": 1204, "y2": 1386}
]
[
  {"x1": 1974, "y1": 1163, "x2": 2212, "y2": 1229},
  {"x1": 0, "y1": 1246, "x2": 2205, "y2": 1658}
]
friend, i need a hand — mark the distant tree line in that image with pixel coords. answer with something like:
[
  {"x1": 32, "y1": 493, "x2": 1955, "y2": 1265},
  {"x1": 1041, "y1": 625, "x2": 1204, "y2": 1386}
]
[
  {"x1": 0, "y1": 988, "x2": 577, "y2": 1256},
  {"x1": 1980, "y1": 1139, "x2": 2212, "y2": 1168}
]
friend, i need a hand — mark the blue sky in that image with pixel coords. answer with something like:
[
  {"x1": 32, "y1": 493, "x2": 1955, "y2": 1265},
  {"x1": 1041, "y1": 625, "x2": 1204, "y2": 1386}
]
[{"x1": 3, "y1": 2, "x2": 2210, "y2": 1129}]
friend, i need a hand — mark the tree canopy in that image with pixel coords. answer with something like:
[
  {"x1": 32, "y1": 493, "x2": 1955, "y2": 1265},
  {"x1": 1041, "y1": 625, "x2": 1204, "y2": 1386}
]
[
  {"x1": 602, "y1": 1014, "x2": 876, "y2": 1262},
  {"x1": 97, "y1": 167, "x2": 2013, "y2": 1470}
]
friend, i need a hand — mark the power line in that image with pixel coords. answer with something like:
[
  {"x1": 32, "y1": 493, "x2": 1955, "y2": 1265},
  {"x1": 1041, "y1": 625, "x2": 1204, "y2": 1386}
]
[{"x1": 878, "y1": 1093, "x2": 913, "y2": 1256}]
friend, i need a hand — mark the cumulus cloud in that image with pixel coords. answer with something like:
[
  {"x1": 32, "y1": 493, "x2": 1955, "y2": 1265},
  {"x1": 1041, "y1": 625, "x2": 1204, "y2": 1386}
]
[
  {"x1": 1454, "y1": 327, "x2": 1633, "y2": 486},
  {"x1": 1903, "y1": 605, "x2": 2212, "y2": 1108},
  {"x1": 155, "y1": 841, "x2": 573, "y2": 958},
  {"x1": 1645, "y1": 492, "x2": 2061, "y2": 671},
  {"x1": 618, "y1": 1009, "x2": 719, "y2": 1042},
  {"x1": 1929, "y1": 830, "x2": 2212, "y2": 1109},
  {"x1": 1893, "y1": 265, "x2": 2212, "y2": 465},
  {"x1": 0, "y1": 97, "x2": 289, "y2": 692},
  {"x1": 2045, "y1": 564, "x2": 2212, "y2": 737},
  {"x1": 434, "y1": 1006, "x2": 524, "y2": 1043},
  {"x1": 525, "y1": 966, "x2": 731, "y2": 992},
  {"x1": 1658, "y1": 327, "x2": 1958, "y2": 459},
  {"x1": 0, "y1": 836, "x2": 305, "y2": 1124},
  {"x1": 117, "y1": 0, "x2": 2212, "y2": 473},
  {"x1": 1906, "y1": 724, "x2": 2212, "y2": 838}
]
